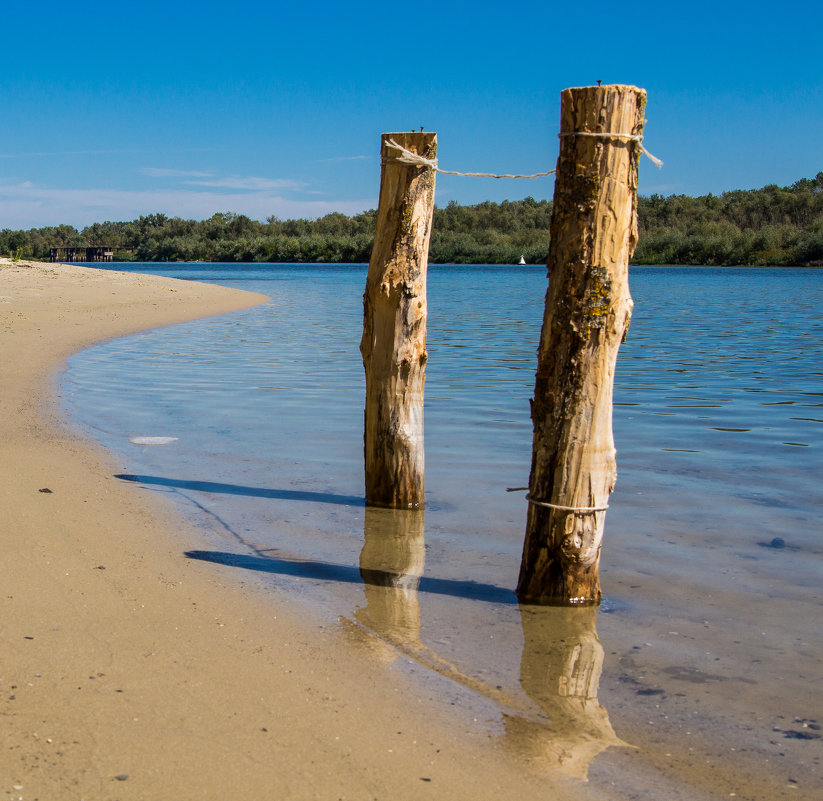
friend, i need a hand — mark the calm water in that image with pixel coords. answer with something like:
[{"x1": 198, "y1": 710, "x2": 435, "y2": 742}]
[{"x1": 62, "y1": 264, "x2": 822, "y2": 800}]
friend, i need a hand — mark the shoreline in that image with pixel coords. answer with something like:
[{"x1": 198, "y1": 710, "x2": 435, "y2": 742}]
[
  {"x1": 0, "y1": 260, "x2": 575, "y2": 800},
  {"x1": 7, "y1": 258, "x2": 822, "y2": 269}
]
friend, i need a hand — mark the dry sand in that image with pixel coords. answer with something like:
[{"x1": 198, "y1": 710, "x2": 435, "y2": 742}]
[{"x1": 0, "y1": 260, "x2": 584, "y2": 801}]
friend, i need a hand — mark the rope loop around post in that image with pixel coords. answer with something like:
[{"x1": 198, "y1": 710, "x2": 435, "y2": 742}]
[
  {"x1": 506, "y1": 487, "x2": 609, "y2": 514},
  {"x1": 558, "y1": 131, "x2": 664, "y2": 168},
  {"x1": 384, "y1": 138, "x2": 440, "y2": 170},
  {"x1": 526, "y1": 493, "x2": 609, "y2": 514}
]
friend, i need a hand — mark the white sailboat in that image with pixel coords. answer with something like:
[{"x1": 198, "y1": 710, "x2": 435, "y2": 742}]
[{"x1": 519, "y1": 255, "x2": 526, "y2": 265}]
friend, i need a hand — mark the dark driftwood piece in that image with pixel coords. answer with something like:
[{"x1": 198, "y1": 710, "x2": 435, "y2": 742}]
[
  {"x1": 360, "y1": 132, "x2": 436, "y2": 509},
  {"x1": 517, "y1": 85, "x2": 645, "y2": 605}
]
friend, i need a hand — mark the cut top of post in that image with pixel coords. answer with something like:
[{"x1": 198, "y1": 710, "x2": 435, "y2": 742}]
[
  {"x1": 369, "y1": 132, "x2": 437, "y2": 282},
  {"x1": 380, "y1": 132, "x2": 437, "y2": 166},
  {"x1": 556, "y1": 84, "x2": 646, "y2": 272}
]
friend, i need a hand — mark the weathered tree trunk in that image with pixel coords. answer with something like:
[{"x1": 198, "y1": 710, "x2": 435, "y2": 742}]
[
  {"x1": 360, "y1": 132, "x2": 436, "y2": 508},
  {"x1": 517, "y1": 85, "x2": 644, "y2": 605}
]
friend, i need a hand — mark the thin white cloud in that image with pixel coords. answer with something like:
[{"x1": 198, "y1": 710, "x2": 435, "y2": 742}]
[
  {"x1": 142, "y1": 167, "x2": 214, "y2": 178},
  {"x1": 184, "y1": 176, "x2": 306, "y2": 191},
  {"x1": 140, "y1": 168, "x2": 305, "y2": 191},
  {"x1": 0, "y1": 148, "x2": 149, "y2": 159},
  {"x1": 317, "y1": 155, "x2": 369, "y2": 163},
  {"x1": 638, "y1": 182, "x2": 685, "y2": 195},
  {"x1": 0, "y1": 181, "x2": 374, "y2": 228}
]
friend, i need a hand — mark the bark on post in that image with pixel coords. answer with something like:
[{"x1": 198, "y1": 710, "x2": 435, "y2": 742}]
[
  {"x1": 517, "y1": 85, "x2": 644, "y2": 605},
  {"x1": 360, "y1": 132, "x2": 436, "y2": 509}
]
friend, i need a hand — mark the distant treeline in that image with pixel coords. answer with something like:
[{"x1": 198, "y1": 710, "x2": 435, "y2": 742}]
[
  {"x1": 2, "y1": 173, "x2": 822, "y2": 266},
  {"x1": 634, "y1": 172, "x2": 823, "y2": 266},
  {"x1": 0, "y1": 199, "x2": 553, "y2": 265}
]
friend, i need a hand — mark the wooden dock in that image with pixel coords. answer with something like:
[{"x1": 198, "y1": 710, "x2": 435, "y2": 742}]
[{"x1": 49, "y1": 246, "x2": 114, "y2": 263}]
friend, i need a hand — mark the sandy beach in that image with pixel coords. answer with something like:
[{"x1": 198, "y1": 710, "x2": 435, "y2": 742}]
[{"x1": 0, "y1": 259, "x2": 587, "y2": 801}]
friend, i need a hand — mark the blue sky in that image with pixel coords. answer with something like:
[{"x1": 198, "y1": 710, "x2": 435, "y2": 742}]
[{"x1": 2, "y1": 0, "x2": 819, "y2": 229}]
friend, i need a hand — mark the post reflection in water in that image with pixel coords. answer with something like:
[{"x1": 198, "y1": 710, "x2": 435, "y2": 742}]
[
  {"x1": 356, "y1": 507, "x2": 426, "y2": 658},
  {"x1": 355, "y1": 509, "x2": 626, "y2": 780},
  {"x1": 505, "y1": 605, "x2": 627, "y2": 780}
]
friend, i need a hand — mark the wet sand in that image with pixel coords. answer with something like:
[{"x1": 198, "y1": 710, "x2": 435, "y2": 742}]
[{"x1": 0, "y1": 259, "x2": 584, "y2": 800}]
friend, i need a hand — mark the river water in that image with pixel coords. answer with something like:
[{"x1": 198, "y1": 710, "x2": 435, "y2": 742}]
[{"x1": 62, "y1": 263, "x2": 822, "y2": 800}]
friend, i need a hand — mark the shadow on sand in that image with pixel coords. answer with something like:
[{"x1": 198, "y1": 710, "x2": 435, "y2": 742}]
[
  {"x1": 115, "y1": 473, "x2": 364, "y2": 507},
  {"x1": 124, "y1": 474, "x2": 628, "y2": 777},
  {"x1": 184, "y1": 548, "x2": 517, "y2": 606}
]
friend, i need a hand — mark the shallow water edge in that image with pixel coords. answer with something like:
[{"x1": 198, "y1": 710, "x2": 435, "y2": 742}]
[{"x1": 62, "y1": 263, "x2": 822, "y2": 799}]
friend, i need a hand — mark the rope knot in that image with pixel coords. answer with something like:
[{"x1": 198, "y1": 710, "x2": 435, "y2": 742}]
[
  {"x1": 558, "y1": 131, "x2": 664, "y2": 168},
  {"x1": 384, "y1": 139, "x2": 439, "y2": 170}
]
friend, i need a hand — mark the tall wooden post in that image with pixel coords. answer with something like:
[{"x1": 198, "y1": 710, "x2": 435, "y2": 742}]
[
  {"x1": 517, "y1": 85, "x2": 644, "y2": 605},
  {"x1": 360, "y1": 132, "x2": 436, "y2": 509}
]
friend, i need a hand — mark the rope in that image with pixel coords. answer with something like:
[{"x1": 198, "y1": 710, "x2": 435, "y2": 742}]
[
  {"x1": 506, "y1": 487, "x2": 609, "y2": 514},
  {"x1": 558, "y1": 131, "x2": 664, "y2": 168},
  {"x1": 440, "y1": 166, "x2": 558, "y2": 179},
  {"x1": 383, "y1": 139, "x2": 556, "y2": 179},
  {"x1": 527, "y1": 493, "x2": 609, "y2": 513},
  {"x1": 383, "y1": 130, "x2": 663, "y2": 179}
]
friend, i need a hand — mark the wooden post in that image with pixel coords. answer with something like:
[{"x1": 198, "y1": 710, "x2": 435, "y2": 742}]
[
  {"x1": 360, "y1": 132, "x2": 436, "y2": 508},
  {"x1": 517, "y1": 85, "x2": 644, "y2": 605}
]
